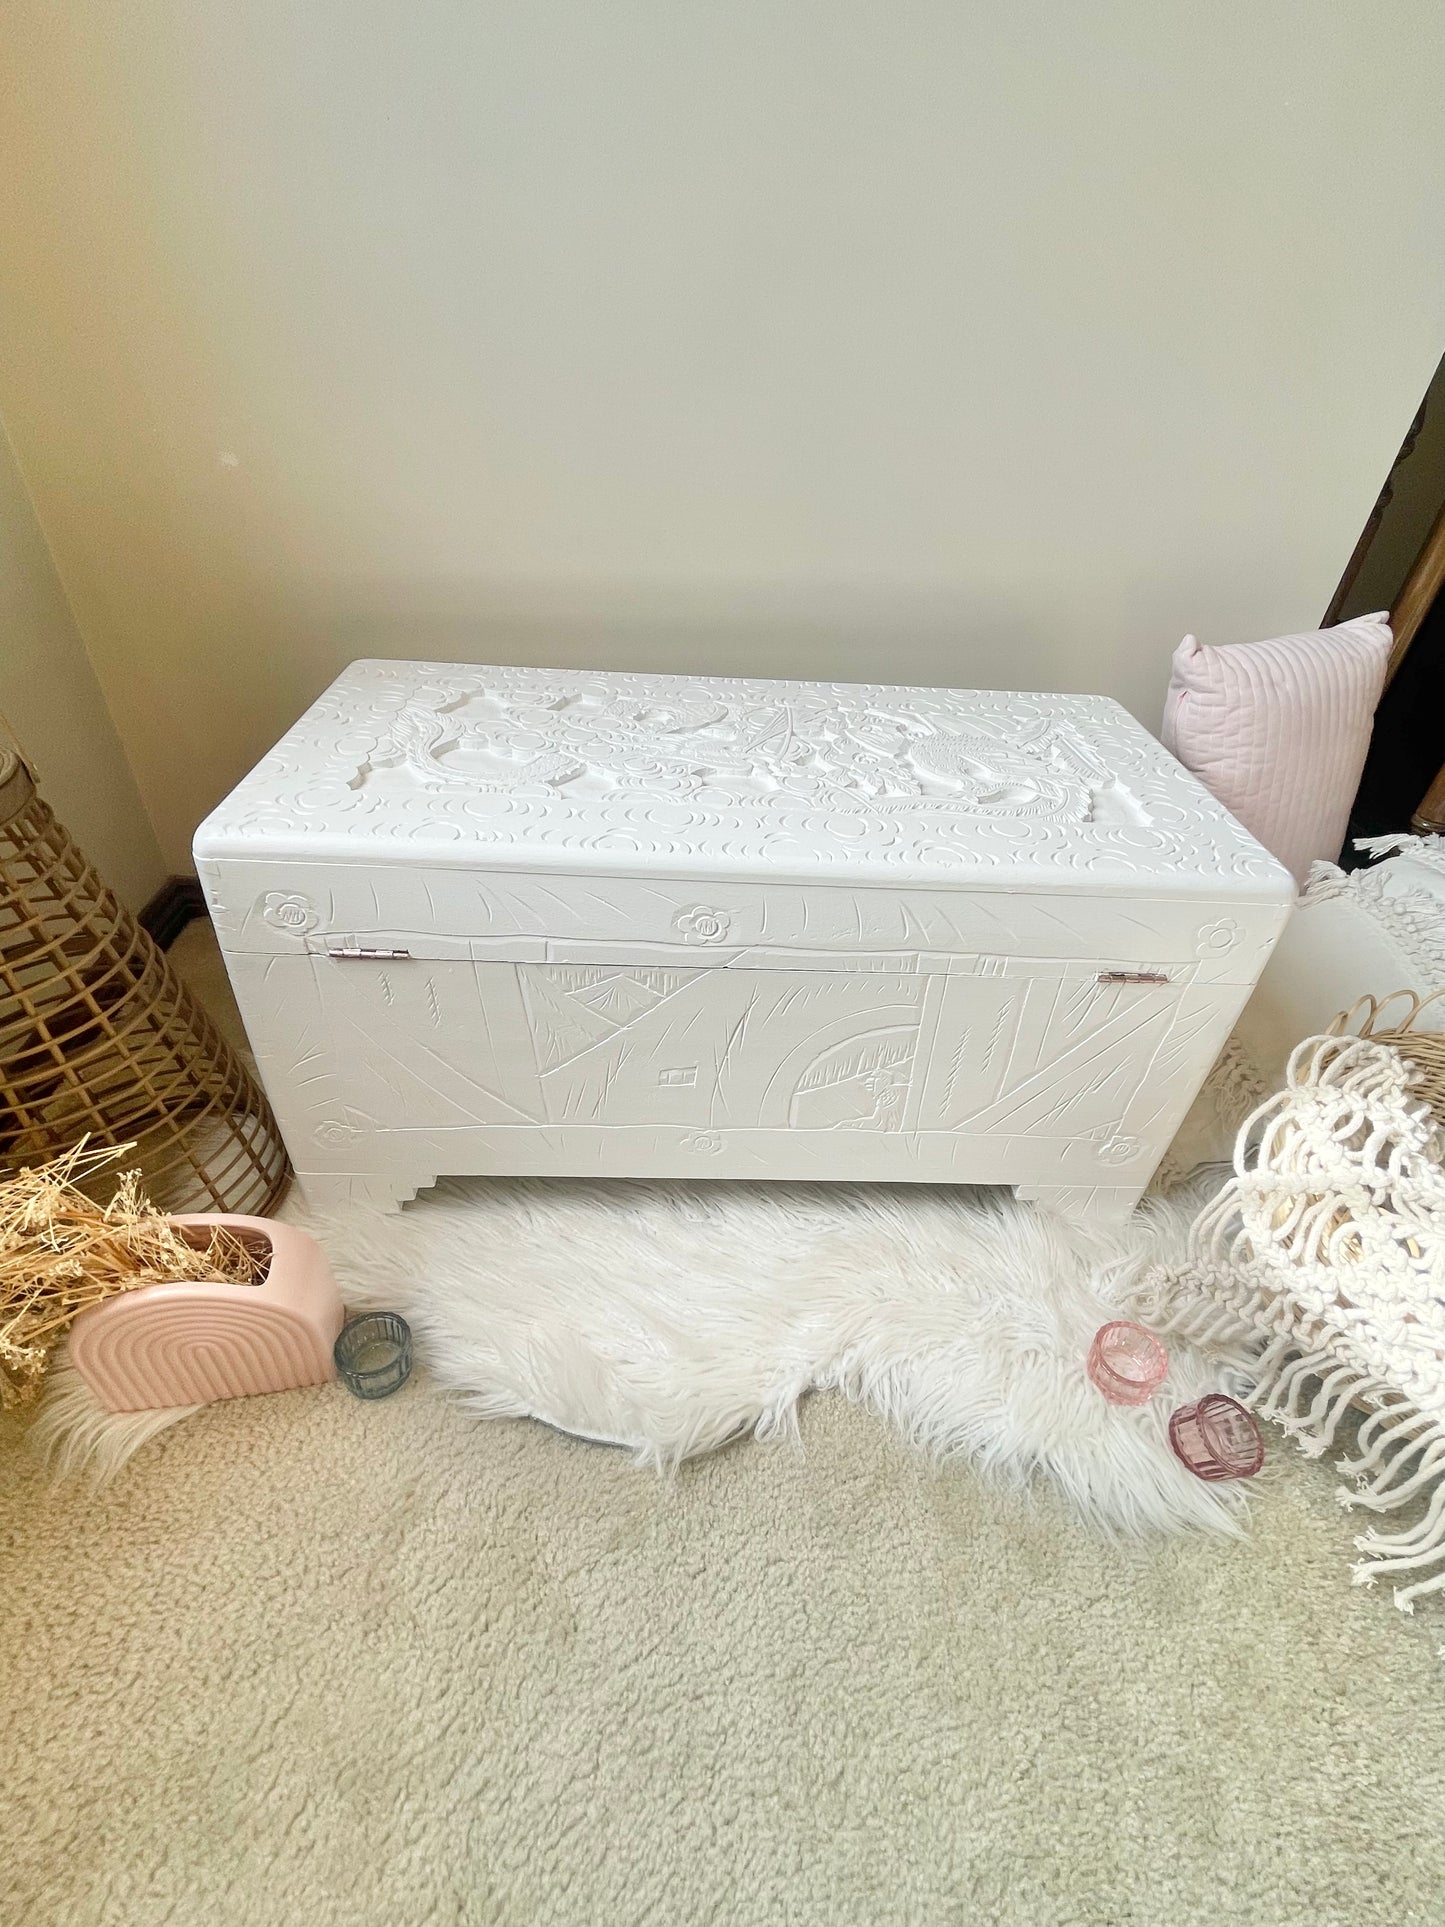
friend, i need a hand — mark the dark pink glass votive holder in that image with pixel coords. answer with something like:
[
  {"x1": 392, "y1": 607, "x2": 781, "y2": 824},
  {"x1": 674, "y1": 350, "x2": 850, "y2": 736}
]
[
  {"x1": 1086, "y1": 1321, "x2": 1169, "y2": 1406},
  {"x1": 1168, "y1": 1394, "x2": 1264, "y2": 1481}
]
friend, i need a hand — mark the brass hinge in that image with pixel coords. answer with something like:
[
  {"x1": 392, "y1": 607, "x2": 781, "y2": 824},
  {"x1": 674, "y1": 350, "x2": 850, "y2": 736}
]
[
  {"x1": 1097, "y1": 970, "x2": 1171, "y2": 985},
  {"x1": 326, "y1": 945, "x2": 414, "y2": 961}
]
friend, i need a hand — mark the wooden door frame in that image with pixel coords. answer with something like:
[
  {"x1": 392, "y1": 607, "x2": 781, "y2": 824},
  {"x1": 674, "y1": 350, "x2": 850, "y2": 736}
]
[
  {"x1": 1385, "y1": 495, "x2": 1445, "y2": 687},
  {"x1": 1389, "y1": 498, "x2": 1445, "y2": 830}
]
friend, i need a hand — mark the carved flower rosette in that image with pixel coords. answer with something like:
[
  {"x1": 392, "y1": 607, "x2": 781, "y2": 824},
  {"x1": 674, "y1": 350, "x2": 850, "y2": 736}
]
[{"x1": 674, "y1": 906, "x2": 732, "y2": 945}]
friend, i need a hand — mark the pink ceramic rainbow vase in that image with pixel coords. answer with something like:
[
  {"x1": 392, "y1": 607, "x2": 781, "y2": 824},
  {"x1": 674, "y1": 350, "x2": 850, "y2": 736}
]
[{"x1": 69, "y1": 1214, "x2": 344, "y2": 1413}]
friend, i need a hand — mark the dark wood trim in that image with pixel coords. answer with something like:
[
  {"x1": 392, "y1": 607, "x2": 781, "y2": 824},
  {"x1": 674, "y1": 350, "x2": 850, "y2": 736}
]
[
  {"x1": 1324, "y1": 395, "x2": 1429, "y2": 628},
  {"x1": 1413, "y1": 760, "x2": 1445, "y2": 836},
  {"x1": 139, "y1": 875, "x2": 207, "y2": 949},
  {"x1": 1386, "y1": 495, "x2": 1445, "y2": 687}
]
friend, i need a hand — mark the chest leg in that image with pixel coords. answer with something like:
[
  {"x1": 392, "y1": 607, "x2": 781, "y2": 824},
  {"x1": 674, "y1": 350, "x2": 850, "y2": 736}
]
[{"x1": 1014, "y1": 1182, "x2": 1146, "y2": 1230}]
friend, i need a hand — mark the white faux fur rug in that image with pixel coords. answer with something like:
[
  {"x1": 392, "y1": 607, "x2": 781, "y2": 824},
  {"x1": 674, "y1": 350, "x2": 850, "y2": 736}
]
[{"x1": 35, "y1": 1173, "x2": 1254, "y2": 1536}]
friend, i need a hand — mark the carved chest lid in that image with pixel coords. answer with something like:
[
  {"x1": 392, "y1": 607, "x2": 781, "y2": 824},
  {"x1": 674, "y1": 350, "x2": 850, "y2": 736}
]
[{"x1": 195, "y1": 660, "x2": 1295, "y2": 899}]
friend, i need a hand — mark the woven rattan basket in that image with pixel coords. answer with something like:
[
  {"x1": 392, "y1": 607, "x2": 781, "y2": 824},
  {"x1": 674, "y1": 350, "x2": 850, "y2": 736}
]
[
  {"x1": 0, "y1": 752, "x2": 289, "y2": 1212},
  {"x1": 1330, "y1": 987, "x2": 1445, "y2": 1129}
]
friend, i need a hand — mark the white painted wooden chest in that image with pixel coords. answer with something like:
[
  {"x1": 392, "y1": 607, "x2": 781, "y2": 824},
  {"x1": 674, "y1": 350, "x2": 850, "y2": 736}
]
[{"x1": 195, "y1": 661, "x2": 1294, "y2": 1224}]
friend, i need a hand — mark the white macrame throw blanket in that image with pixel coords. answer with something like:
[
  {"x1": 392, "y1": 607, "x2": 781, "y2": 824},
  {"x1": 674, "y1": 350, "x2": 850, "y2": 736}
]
[{"x1": 1167, "y1": 1030, "x2": 1445, "y2": 1614}]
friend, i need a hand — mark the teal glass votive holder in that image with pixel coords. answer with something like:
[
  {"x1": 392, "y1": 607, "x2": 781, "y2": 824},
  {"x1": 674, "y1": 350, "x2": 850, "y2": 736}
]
[{"x1": 334, "y1": 1312, "x2": 412, "y2": 1399}]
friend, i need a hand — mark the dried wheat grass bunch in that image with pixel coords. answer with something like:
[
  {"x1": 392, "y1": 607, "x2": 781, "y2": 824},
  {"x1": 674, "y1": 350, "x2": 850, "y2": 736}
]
[{"x1": 0, "y1": 1138, "x2": 259, "y2": 1411}]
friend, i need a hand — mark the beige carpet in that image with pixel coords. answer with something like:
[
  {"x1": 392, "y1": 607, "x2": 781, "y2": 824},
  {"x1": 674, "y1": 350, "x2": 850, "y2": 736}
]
[
  {"x1": 4, "y1": 922, "x2": 1445, "y2": 1924},
  {"x1": 3, "y1": 1372, "x2": 1445, "y2": 1927}
]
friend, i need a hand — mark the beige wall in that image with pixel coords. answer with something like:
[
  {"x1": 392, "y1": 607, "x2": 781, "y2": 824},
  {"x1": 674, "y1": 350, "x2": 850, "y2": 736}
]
[
  {"x1": 0, "y1": 420, "x2": 165, "y2": 910},
  {"x1": 1, "y1": 3, "x2": 1443, "y2": 872}
]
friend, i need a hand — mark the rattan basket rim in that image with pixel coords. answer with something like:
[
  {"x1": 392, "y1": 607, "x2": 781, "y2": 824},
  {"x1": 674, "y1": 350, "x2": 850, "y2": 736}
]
[{"x1": 1330, "y1": 987, "x2": 1445, "y2": 1124}]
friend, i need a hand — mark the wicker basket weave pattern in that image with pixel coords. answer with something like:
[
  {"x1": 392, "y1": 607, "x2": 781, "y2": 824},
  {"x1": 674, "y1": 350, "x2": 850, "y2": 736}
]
[{"x1": 0, "y1": 754, "x2": 289, "y2": 1212}]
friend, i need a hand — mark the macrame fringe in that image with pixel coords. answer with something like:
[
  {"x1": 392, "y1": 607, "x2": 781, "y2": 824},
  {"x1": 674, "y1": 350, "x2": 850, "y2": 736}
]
[
  {"x1": 1154, "y1": 1304, "x2": 1445, "y2": 1614},
  {"x1": 1157, "y1": 1027, "x2": 1445, "y2": 1621},
  {"x1": 1303, "y1": 837, "x2": 1445, "y2": 984},
  {"x1": 1152, "y1": 1036, "x2": 1271, "y2": 1193},
  {"x1": 1252, "y1": 1352, "x2": 1445, "y2": 1614}
]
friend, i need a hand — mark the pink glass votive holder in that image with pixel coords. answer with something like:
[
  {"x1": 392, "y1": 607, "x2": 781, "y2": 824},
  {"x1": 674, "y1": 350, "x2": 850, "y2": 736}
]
[
  {"x1": 1086, "y1": 1321, "x2": 1169, "y2": 1406},
  {"x1": 1168, "y1": 1394, "x2": 1265, "y2": 1481}
]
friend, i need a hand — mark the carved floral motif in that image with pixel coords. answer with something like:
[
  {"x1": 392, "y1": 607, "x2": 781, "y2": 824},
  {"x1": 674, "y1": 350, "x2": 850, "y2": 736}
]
[
  {"x1": 1098, "y1": 1134, "x2": 1143, "y2": 1167},
  {"x1": 261, "y1": 891, "x2": 318, "y2": 935},
  {"x1": 1195, "y1": 918, "x2": 1240, "y2": 956},
  {"x1": 674, "y1": 905, "x2": 732, "y2": 944}
]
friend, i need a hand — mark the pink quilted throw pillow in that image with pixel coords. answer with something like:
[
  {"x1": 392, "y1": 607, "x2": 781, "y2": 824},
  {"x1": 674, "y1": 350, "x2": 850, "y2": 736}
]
[{"x1": 1161, "y1": 614, "x2": 1392, "y2": 886}]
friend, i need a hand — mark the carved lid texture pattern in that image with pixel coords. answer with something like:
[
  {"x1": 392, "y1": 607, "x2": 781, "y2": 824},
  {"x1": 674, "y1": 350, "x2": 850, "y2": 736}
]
[{"x1": 195, "y1": 661, "x2": 1295, "y2": 896}]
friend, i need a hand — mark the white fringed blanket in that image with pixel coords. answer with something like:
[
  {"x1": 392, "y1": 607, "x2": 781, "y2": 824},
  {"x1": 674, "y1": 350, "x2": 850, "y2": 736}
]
[{"x1": 1164, "y1": 1031, "x2": 1445, "y2": 1614}]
